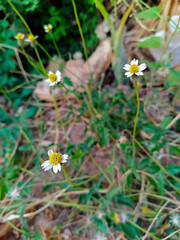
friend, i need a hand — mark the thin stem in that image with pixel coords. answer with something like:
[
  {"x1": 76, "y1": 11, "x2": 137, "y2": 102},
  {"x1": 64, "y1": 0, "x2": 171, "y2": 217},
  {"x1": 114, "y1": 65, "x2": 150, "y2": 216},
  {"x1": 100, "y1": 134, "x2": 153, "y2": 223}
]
[
  {"x1": 132, "y1": 78, "x2": 140, "y2": 166},
  {"x1": 62, "y1": 166, "x2": 101, "y2": 186},
  {"x1": 34, "y1": 46, "x2": 47, "y2": 76},
  {"x1": 7, "y1": 0, "x2": 32, "y2": 34},
  {"x1": 49, "y1": 32, "x2": 61, "y2": 58},
  {"x1": 128, "y1": 220, "x2": 160, "y2": 240},
  {"x1": 71, "y1": 0, "x2": 88, "y2": 61},
  {"x1": 51, "y1": 88, "x2": 68, "y2": 143},
  {"x1": 37, "y1": 42, "x2": 53, "y2": 60},
  {"x1": 21, "y1": 45, "x2": 42, "y2": 74},
  {"x1": 160, "y1": 16, "x2": 180, "y2": 60}
]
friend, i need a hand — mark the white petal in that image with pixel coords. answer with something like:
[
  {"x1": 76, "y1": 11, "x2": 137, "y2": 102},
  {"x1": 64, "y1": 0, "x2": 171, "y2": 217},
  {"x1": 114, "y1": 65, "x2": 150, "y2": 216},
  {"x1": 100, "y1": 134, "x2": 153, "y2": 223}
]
[
  {"x1": 62, "y1": 154, "x2": 68, "y2": 163},
  {"x1": 139, "y1": 63, "x2": 146, "y2": 71},
  {"x1": 123, "y1": 64, "x2": 130, "y2": 71},
  {"x1": 131, "y1": 59, "x2": 136, "y2": 65},
  {"x1": 135, "y1": 59, "x2": 138, "y2": 65},
  {"x1": 34, "y1": 35, "x2": 38, "y2": 40},
  {"x1": 55, "y1": 71, "x2": 61, "y2": 82},
  {"x1": 41, "y1": 160, "x2": 50, "y2": 168},
  {"x1": 49, "y1": 82, "x2": 56, "y2": 86},
  {"x1": 44, "y1": 165, "x2": 52, "y2": 171},
  {"x1": 45, "y1": 79, "x2": 51, "y2": 82},
  {"x1": 136, "y1": 72, "x2": 143, "y2": 76},
  {"x1": 48, "y1": 150, "x2": 53, "y2": 156},
  {"x1": 125, "y1": 72, "x2": 133, "y2": 77},
  {"x1": 48, "y1": 71, "x2": 53, "y2": 76},
  {"x1": 57, "y1": 163, "x2": 61, "y2": 171},
  {"x1": 53, "y1": 165, "x2": 58, "y2": 173}
]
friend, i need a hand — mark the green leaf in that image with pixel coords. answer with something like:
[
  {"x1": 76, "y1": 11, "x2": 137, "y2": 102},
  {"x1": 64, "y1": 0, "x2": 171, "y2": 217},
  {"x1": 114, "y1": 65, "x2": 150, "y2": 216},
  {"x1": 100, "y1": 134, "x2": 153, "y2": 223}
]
[
  {"x1": 91, "y1": 215, "x2": 109, "y2": 233},
  {"x1": 25, "y1": 106, "x2": 38, "y2": 118},
  {"x1": 167, "y1": 164, "x2": 180, "y2": 175},
  {"x1": 167, "y1": 69, "x2": 180, "y2": 86},
  {"x1": 63, "y1": 77, "x2": 74, "y2": 87},
  {"x1": 169, "y1": 145, "x2": 180, "y2": 156},
  {"x1": 137, "y1": 7, "x2": 161, "y2": 19},
  {"x1": 121, "y1": 223, "x2": 140, "y2": 239},
  {"x1": 137, "y1": 36, "x2": 162, "y2": 48}
]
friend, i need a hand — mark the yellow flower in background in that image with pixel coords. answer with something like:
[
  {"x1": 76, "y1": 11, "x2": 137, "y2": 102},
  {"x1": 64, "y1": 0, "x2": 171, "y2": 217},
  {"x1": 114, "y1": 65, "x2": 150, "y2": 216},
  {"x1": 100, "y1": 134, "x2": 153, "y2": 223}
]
[
  {"x1": 123, "y1": 59, "x2": 146, "y2": 78},
  {"x1": 44, "y1": 24, "x2": 53, "y2": 33},
  {"x1": 41, "y1": 150, "x2": 68, "y2": 174},
  {"x1": 113, "y1": 213, "x2": 120, "y2": 224},
  {"x1": 25, "y1": 33, "x2": 38, "y2": 43},
  {"x1": 15, "y1": 33, "x2": 25, "y2": 43},
  {"x1": 45, "y1": 70, "x2": 61, "y2": 86},
  {"x1": 142, "y1": 207, "x2": 151, "y2": 214}
]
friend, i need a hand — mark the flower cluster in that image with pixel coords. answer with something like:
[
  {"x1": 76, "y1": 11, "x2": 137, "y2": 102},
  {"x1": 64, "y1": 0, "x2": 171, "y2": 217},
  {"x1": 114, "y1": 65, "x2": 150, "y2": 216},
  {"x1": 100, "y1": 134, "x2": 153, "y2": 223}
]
[
  {"x1": 45, "y1": 71, "x2": 61, "y2": 86},
  {"x1": 93, "y1": 232, "x2": 107, "y2": 240},
  {"x1": 169, "y1": 214, "x2": 180, "y2": 227},
  {"x1": 123, "y1": 59, "x2": 146, "y2": 78},
  {"x1": 41, "y1": 150, "x2": 68, "y2": 174},
  {"x1": 8, "y1": 187, "x2": 20, "y2": 199},
  {"x1": 43, "y1": 24, "x2": 53, "y2": 33}
]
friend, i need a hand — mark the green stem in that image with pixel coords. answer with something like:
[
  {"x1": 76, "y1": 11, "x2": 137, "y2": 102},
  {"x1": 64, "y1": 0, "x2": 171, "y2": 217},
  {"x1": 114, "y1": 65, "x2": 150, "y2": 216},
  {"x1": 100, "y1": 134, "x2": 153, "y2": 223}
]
[
  {"x1": 34, "y1": 46, "x2": 47, "y2": 76},
  {"x1": 132, "y1": 78, "x2": 140, "y2": 166},
  {"x1": 21, "y1": 45, "x2": 42, "y2": 74},
  {"x1": 62, "y1": 166, "x2": 100, "y2": 186},
  {"x1": 7, "y1": 0, "x2": 32, "y2": 34},
  {"x1": 71, "y1": 0, "x2": 88, "y2": 61},
  {"x1": 37, "y1": 42, "x2": 53, "y2": 60},
  {"x1": 128, "y1": 220, "x2": 160, "y2": 240},
  {"x1": 49, "y1": 32, "x2": 61, "y2": 58},
  {"x1": 51, "y1": 88, "x2": 68, "y2": 143}
]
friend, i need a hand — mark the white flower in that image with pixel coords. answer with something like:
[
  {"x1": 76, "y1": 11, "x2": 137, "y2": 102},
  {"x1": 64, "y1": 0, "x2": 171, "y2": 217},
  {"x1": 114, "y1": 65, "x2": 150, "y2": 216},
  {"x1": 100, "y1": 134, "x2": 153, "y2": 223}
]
[
  {"x1": 93, "y1": 232, "x2": 107, "y2": 240},
  {"x1": 169, "y1": 214, "x2": 180, "y2": 227},
  {"x1": 44, "y1": 24, "x2": 53, "y2": 33},
  {"x1": 8, "y1": 187, "x2": 20, "y2": 199},
  {"x1": 41, "y1": 150, "x2": 68, "y2": 174},
  {"x1": 73, "y1": 51, "x2": 82, "y2": 60},
  {"x1": 25, "y1": 33, "x2": 38, "y2": 43},
  {"x1": 123, "y1": 59, "x2": 146, "y2": 78},
  {"x1": 15, "y1": 33, "x2": 25, "y2": 42},
  {"x1": 120, "y1": 213, "x2": 128, "y2": 223},
  {"x1": 45, "y1": 70, "x2": 61, "y2": 86}
]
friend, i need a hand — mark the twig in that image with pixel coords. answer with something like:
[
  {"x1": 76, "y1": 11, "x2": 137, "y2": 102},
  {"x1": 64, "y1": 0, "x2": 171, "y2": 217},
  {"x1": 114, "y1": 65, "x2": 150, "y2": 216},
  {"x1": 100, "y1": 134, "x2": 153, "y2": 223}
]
[{"x1": 142, "y1": 201, "x2": 169, "y2": 240}]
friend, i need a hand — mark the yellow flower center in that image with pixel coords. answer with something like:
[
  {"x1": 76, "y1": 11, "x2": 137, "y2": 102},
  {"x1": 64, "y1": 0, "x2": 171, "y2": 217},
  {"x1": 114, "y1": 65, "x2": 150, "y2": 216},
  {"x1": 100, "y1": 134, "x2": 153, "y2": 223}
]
[
  {"x1": 129, "y1": 64, "x2": 139, "y2": 74},
  {"x1": 16, "y1": 33, "x2": 24, "y2": 40},
  {"x1": 49, "y1": 73, "x2": 56, "y2": 82},
  {"x1": 114, "y1": 213, "x2": 120, "y2": 224},
  {"x1": 49, "y1": 153, "x2": 62, "y2": 165},
  {"x1": 28, "y1": 34, "x2": 35, "y2": 41},
  {"x1": 46, "y1": 25, "x2": 52, "y2": 31}
]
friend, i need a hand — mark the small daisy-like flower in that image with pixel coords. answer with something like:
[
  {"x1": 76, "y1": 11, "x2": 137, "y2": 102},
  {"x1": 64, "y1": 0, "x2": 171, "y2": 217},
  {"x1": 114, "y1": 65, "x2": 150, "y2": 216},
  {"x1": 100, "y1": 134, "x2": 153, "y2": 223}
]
[
  {"x1": 25, "y1": 33, "x2": 38, "y2": 43},
  {"x1": 44, "y1": 24, "x2": 53, "y2": 33},
  {"x1": 93, "y1": 232, "x2": 107, "y2": 240},
  {"x1": 123, "y1": 59, "x2": 146, "y2": 78},
  {"x1": 45, "y1": 70, "x2": 61, "y2": 86},
  {"x1": 169, "y1": 214, "x2": 180, "y2": 227},
  {"x1": 8, "y1": 187, "x2": 20, "y2": 199},
  {"x1": 41, "y1": 150, "x2": 68, "y2": 174},
  {"x1": 15, "y1": 33, "x2": 25, "y2": 43}
]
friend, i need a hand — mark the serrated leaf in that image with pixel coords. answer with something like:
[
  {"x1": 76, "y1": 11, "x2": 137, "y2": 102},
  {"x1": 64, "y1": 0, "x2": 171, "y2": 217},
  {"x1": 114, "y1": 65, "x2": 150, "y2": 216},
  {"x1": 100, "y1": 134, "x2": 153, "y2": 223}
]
[
  {"x1": 137, "y1": 36, "x2": 162, "y2": 48},
  {"x1": 63, "y1": 77, "x2": 74, "y2": 87},
  {"x1": 137, "y1": 7, "x2": 161, "y2": 19}
]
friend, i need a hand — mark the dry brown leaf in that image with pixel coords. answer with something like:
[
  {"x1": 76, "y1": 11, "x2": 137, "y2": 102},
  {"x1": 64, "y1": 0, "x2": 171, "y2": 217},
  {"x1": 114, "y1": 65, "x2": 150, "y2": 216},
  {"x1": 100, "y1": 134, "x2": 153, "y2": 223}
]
[{"x1": 34, "y1": 39, "x2": 112, "y2": 101}]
